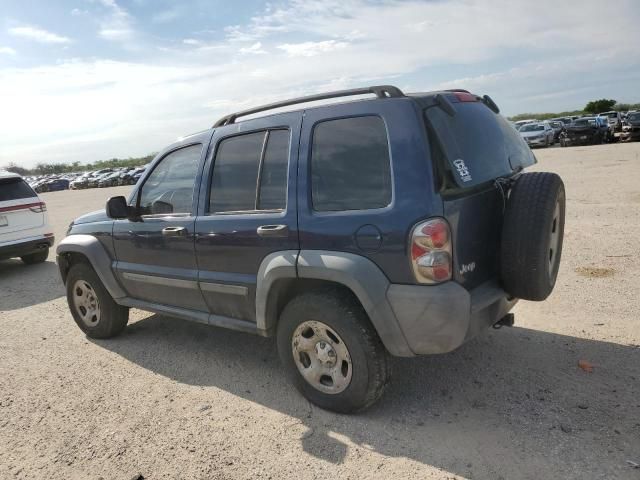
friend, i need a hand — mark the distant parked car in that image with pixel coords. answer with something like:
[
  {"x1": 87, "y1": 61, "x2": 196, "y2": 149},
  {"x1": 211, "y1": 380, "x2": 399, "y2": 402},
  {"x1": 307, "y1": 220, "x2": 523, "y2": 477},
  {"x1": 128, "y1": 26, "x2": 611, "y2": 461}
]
[
  {"x1": 0, "y1": 171, "x2": 54, "y2": 264},
  {"x1": 560, "y1": 117, "x2": 609, "y2": 146},
  {"x1": 514, "y1": 119, "x2": 538, "y2": 130},
  {"x1": 599, "y1": 111, "x2": 622, "y2": 133},
  {"x1": 549, "y1": 121, "x2": 564, "y2": 142},
  {"x1": 87, "y1": 172, "x2": 112, "y2": 188},
  {"x1": 519, "y1": 121, "x2": 555, "y2": 147},
  {"x1": 34, "y1": 178, "x2": 70, "y2": 193},
  {"x1": 98, "y1": 172, "x2": 122, "y2": 188},
  {"x1": 620, "y1": 111, "x2": 640, "y2": 142},
  {"x1": 550, "y1": 117, "x2": 573, "y2": 126}
]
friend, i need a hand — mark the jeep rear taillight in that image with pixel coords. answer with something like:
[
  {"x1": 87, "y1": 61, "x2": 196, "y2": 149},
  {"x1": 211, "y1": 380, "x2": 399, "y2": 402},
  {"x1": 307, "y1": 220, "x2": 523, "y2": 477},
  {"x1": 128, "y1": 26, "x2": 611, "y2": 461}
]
[
  {"x1": 29, "y1": 202, "x2": 47, "y2": 213},
  {"x1": 410, "y1": 218, "x2": 452, "y2": 284}
]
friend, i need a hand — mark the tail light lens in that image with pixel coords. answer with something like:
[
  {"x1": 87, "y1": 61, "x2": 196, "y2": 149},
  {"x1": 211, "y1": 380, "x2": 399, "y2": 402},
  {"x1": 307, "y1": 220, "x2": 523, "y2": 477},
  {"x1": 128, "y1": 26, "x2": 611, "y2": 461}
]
[
  {"x1": 29, "y1": 202, "x2": 47, "y2": 213},
  {"x1": 410, "y1": 218, "x2": 452, "y2": 284}
]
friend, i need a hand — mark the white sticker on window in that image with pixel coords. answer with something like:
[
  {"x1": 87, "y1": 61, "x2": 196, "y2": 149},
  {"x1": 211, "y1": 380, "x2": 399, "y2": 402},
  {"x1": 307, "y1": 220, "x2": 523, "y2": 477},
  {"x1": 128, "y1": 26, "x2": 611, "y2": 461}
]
[{"x1": 453, "y1": 159, "x2": 472, "y2": 183}]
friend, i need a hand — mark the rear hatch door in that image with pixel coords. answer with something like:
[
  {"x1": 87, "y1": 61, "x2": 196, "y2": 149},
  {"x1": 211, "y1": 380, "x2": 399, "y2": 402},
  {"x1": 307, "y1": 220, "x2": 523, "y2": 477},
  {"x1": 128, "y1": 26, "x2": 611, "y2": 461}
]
[
  {"x1": 0, "y1": 178, "x2": 44, "y2": 243},
  {"x1": 424, "y1": 94, "x2": 536, "y2": 289}
]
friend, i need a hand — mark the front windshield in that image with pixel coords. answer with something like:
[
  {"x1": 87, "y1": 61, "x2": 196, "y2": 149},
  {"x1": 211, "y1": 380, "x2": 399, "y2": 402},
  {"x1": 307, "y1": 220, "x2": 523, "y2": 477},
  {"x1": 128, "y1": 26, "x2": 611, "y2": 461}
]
[
  {"x1": 520, "y1": 124, "x2": 544, "y2": 132},
  {"x1": 628, "y1": 113, "x2": 640, "y2": 122},
  {"x1": 603, "y1": 112, "x2": 618, "y2": 118}
]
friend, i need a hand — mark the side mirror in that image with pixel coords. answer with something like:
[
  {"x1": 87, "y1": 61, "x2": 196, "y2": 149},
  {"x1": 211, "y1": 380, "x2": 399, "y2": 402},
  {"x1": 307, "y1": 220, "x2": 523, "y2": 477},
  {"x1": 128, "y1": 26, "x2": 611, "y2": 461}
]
[{"x1": 106, "y1": 196, "x2": 130, "y2": 219}]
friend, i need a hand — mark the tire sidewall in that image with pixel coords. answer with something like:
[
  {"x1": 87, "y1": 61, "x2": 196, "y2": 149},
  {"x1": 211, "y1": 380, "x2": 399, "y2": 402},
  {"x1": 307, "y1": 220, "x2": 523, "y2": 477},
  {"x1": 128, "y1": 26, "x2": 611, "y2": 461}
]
[{"x1": 66, "y1": 263, "x2": 127, "y2": 338}]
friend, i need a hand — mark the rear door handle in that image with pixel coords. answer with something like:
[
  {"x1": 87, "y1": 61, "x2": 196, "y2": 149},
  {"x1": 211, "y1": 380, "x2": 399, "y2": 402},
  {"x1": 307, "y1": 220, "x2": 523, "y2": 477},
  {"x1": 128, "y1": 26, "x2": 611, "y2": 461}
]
[
  {"x1": 256, "y1": 224, "x2": 289, "y2": 237},
  {"x1": 162, "y1": 226, "x2": 187, "y2": 237}
]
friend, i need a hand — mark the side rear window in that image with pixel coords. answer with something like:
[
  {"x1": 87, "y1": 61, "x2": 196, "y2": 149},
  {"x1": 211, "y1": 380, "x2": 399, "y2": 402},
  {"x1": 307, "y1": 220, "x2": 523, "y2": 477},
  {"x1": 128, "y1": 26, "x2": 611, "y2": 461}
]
[
  {"x1": 311, "y1": 116, "x2": 392, "y2": 212},
  {"x1": 209, "y1": 129, "x2": 289, "y2": 213},
  {"x1": 425, "y1": 102, "x2": 535, "y2": 189},
  {"x1": 209, "y1": 130, "x2": 291, "y2": 213},
  {"x1": 138, "y1": 144, "x2": 202, "y2": 215},
  {"x1": 0, "y1": 179, "x2": 37, "y2": 201},
  {"x1": 258, "y1": 130, "x2": 289, "y2": 210}
]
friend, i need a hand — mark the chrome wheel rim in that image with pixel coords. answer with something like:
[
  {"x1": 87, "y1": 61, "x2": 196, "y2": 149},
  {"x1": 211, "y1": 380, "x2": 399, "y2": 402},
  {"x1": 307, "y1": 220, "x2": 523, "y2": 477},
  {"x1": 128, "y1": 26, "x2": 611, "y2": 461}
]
[
  {"x1": 72, "y1": 280, "x2": 100, "y2": 327},
  {"x1": 549, "y1": 201, "x2": 561, "y2": 278},
  {"x1": 291, "y1": 320, "x2": 352, "y2": 394}
]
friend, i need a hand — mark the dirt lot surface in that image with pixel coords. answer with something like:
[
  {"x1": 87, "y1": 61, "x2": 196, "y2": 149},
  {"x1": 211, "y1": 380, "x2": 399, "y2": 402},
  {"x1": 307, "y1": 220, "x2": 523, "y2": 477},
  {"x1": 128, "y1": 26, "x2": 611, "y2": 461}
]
[{"x1": 1, "y1": 144, "x2": 639, "y2": 480}]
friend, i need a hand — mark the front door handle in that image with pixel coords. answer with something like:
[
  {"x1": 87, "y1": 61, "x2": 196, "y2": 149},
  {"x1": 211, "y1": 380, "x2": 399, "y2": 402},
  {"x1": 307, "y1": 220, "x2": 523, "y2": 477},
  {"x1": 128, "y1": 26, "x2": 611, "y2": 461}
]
[
  {"x1": 257, "y1": 224, "x2": 289, "y2": 238},
  {"x1": 162, "y1": 226, "x2": 187, "y2": 237}
]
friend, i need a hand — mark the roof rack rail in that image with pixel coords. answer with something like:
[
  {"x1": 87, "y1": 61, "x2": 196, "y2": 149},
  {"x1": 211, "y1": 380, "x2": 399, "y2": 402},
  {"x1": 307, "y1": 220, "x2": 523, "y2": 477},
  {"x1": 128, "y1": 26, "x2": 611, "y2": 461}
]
[{"x1": 213, "y1": 85, "x2": 404, "y2": 127}]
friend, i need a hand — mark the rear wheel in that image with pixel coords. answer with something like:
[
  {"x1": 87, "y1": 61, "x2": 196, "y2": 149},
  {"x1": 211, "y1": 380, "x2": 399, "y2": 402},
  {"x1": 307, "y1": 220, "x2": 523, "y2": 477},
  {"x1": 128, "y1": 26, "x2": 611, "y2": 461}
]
[
  {"x1": 66, "y1": 262, "x2": 129, "y2": 338},
  {"x1": 277, "y1": 289, "x2": 390, "y2": 413},
  {"x1": 21, "y1": 248, "x2": 49, "y2": 264}
]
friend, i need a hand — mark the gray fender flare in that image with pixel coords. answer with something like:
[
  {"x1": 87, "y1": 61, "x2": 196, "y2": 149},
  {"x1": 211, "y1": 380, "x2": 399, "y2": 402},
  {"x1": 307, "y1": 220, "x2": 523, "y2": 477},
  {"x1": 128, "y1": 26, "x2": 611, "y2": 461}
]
[
  {"x1": 256, "y1": 249, "x2": 413, "y2": 357},
  {"x1": 56, "y1": 235, "x2": 127, "y2": 299},
  {"x1": 255, "y1": 250, "x2": 299, "y2": 336}
]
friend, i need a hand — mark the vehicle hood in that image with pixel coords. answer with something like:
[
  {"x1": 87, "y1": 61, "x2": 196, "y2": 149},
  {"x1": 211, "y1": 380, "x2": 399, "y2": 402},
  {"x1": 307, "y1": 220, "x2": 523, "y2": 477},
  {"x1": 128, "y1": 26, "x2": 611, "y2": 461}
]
[{"x1": 72, "y1": 209, "x2": 109, "y2": 225}]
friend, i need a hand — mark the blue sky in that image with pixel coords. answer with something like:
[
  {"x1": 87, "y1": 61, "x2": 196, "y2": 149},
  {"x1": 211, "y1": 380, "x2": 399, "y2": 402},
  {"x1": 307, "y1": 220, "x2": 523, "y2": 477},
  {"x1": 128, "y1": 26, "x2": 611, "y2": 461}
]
[{"x1": 1, "y1": 0, "x2": 639, "y2": 167}]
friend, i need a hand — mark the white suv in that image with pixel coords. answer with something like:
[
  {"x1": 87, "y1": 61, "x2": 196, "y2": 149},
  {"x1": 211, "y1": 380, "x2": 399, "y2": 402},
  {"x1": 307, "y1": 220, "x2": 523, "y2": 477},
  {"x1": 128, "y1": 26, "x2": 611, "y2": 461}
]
[{"x1": 0, "y1": 171, "x2": 54, "y2": 264}]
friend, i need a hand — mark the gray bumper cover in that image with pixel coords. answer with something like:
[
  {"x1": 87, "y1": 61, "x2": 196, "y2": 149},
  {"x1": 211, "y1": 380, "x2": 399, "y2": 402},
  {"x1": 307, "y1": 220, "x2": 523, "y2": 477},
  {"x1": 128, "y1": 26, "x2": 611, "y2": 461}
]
[{"x1": 387, "y1": 281, "x2": 517, "y2": 355}]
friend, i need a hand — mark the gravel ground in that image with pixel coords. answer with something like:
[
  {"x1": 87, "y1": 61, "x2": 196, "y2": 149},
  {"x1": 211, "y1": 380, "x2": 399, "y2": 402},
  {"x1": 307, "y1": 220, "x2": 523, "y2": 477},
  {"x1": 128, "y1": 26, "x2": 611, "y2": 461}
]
[{"x1": 1, "y1": 143, "x2": 639, "y2": 480}]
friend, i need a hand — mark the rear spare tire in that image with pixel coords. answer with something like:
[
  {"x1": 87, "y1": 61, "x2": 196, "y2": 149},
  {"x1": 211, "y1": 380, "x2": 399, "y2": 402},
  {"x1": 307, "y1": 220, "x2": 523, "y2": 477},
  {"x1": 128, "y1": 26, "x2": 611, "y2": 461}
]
[{"x1": 501, "y1": 172, "x2": 565, "y2": 301}]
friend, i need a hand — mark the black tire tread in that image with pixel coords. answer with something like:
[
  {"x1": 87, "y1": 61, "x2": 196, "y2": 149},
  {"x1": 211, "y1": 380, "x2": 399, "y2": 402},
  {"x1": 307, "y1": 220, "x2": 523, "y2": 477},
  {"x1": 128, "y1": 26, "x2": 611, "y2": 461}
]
[
  {"x1": 21, "y1": 248, "x2": 49, "y2": 264},
  {"x1": 501, "y1": 172, "x2": 565, "y2": 301}
]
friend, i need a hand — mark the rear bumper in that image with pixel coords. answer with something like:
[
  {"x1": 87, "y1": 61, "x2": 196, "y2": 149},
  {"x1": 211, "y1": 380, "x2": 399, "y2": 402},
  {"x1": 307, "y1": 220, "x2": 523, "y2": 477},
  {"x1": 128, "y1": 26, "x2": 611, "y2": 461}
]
[
  {"x1": 525, "y1": 137, "x2": 547, "y2": 146},
  {"x1": 386, "y1": 281, "x2": 517, "y2": 355},
  {"x1": 0, "y1": 235, "x2": 54, "y2": 260},
  {"x1": 621, "y1": 128, "x2": 640, "y2": 141}
]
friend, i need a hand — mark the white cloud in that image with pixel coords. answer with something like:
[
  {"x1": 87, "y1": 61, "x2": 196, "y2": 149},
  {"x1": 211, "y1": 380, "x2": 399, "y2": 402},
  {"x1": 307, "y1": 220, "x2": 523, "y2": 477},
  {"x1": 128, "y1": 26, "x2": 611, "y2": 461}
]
[
  {"x1": 0, "y1": 47, "x2": 17, "y2": 55},
  {"x1": 8, "y1": 26, "x2": 71, "y2": 44},
  {"x1": 97, "y1": 0, "x2": 135, "y2": 41},
  {"x1": 71, "y1": 8, "x2": 88, "y2": 16},
  {"x1": 182, "y1": 38, "x2": 202, "y2": 46},
  {"x1": 239, "y1": 42, "x2": 267, "y2": 55},
  {"x1": 277, "y1": 40, "x2": 348, "y2": 57}
]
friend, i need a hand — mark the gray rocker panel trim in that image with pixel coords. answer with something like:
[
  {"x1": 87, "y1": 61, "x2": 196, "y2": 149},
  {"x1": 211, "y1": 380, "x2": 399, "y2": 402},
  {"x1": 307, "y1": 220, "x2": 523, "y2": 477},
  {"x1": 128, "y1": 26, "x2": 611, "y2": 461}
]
[
  {"x1": 118, "y1": 297, "x2": 259, "y2": 335},
  {"x1": 56, "y1": 234, "x2": 127, "y2": 299},
  {"x1": 296, "y1": 250, "x2": 414, "y2": 357}
]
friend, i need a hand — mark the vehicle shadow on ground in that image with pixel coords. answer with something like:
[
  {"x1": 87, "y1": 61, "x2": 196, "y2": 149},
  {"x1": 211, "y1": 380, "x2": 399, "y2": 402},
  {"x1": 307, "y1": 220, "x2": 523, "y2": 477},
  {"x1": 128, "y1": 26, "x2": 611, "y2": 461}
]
[
  {"x1": 95, "y1": 314, "x2": 640, "y2": 479},
  {"x1": 0, "y1": 259, "x2": 64, "y2": 311}
]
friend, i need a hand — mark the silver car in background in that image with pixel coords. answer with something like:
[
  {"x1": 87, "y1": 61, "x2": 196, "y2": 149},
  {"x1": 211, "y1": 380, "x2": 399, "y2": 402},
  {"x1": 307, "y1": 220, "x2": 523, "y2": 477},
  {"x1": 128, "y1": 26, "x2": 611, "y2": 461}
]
[{"x1": 519, "y1": 121, "x2": 555, "y2": 147}]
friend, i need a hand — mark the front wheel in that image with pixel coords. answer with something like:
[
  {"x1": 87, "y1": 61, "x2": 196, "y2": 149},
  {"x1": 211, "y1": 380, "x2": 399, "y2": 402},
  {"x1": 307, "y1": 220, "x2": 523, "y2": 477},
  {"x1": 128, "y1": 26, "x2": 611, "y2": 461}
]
[
  {"x1": 277, "y1": 290, "x2": 390, "y2": 413},
  {"x1": 66, "y1": 262, "x2": 129, "y2": 338},
  {"x1": 21, "y1": 248, "x2": 49, "y2": 264}
]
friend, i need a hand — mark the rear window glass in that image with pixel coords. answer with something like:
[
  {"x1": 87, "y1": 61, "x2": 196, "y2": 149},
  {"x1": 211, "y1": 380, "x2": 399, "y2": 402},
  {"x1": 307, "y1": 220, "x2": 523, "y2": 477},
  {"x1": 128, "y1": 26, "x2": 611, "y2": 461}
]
[
  {"x1": 425, "y1": 102, "x2": 535, "y2": 188},
  {"x1": 0, "y1": 178, "x2": 37, "y2": 201},
  {"x1": 311, "y1": 116, "x2": 392, "y2": 211}
]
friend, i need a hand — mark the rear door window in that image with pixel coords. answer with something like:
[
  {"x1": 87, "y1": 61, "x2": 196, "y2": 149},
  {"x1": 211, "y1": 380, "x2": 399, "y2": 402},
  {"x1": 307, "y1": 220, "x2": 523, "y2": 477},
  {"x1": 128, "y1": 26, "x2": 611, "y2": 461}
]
[
  {"x1": 0, "y1": 178, "x2": 37, "y2": 201},
  {"x1": 311, "y1": 116, "x2": 392, "y2": 211},
  {"x1": 209, "y1": 129, "x2": 290, "y2": 213},
  {"x1": 425, "y1": 102, "x2": 535, "y2": 189}
]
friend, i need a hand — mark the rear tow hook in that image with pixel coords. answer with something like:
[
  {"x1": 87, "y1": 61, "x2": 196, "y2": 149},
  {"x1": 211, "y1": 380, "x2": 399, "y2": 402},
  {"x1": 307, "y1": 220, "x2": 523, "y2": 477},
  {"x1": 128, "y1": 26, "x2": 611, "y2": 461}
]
[{"x1": 492, "y1": 313, "x2": 515, "y2": 329}]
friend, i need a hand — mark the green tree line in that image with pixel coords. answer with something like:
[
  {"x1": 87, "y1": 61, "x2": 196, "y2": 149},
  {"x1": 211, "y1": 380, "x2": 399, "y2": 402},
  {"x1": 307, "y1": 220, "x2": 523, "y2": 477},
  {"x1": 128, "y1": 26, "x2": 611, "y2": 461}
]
[{"x1": 3, "y1": 153, "x2": 157, "y2": 176}]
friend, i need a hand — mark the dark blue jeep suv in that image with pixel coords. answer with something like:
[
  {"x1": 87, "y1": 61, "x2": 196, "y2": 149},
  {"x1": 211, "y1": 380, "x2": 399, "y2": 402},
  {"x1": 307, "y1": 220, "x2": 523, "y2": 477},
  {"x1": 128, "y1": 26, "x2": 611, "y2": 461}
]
[{"x1": 57, "y1": 86, "x2": 566, "y2": 412}]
